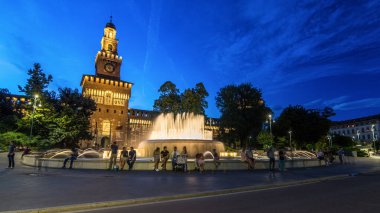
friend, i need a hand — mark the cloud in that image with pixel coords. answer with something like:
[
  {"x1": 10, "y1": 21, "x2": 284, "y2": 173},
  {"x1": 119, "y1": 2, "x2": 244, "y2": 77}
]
[
  {"x1": 333, "y1": 98, "x2": 380, "y2": 110},
  {"x1": 205, "y1": 0, "x2": 380, "y2": 91},
  {"x1": 142, "y1": 0, "x2": 162, "y2": 95}
]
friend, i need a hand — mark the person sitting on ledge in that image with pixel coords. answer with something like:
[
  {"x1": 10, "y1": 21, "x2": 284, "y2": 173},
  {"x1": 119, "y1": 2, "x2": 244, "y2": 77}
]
[
  {"x1": 21, "y1": 146, "x2": 31, "y2": 159},
  {"x1": 127, "y1": 147, "x2": 137, "y2": 170},
  {"x1": 160, "y1": 146, "x2": 170, "y2": 171},
  {"x1": 212, "y1": 149, "x2": 220, "y2": 170},
  {"x1": 171, "y1": 146, "x2": 180, "y2": 171},
  {"x1": 198, "y1": 153, "x2": 205, "y2": 173},
  {"x1": 62, "y1": 147, "x2": 78, "y2": 169}
]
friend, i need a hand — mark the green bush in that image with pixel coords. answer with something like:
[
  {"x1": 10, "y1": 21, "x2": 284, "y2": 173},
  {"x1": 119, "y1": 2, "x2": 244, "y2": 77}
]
[{"x1": 0, "y1": 131, "x2": 29, "y2": 150}]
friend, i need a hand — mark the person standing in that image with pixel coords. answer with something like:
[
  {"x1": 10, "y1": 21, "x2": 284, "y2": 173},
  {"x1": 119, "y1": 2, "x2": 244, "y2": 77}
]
[
  {"x1": 62, "y1": 147, "x2": 79, "y2": 169},
  {"x1": 119, "y1": 147, "x2": 128, "y2": 170},
  {"x1": 127, "y1": 147, "x2": 137, "y2": 170},
  {"x1": 180, "y1": 146, "x2": 188, "y2": 172},
  {"x1": 278, "y1": 149, "x2": 285, "y2": 172},
  {"x1": 171, "y1": 146, "x2": 180, "y2": 171},
  {"x1": 7, "y1": 141, "x2": 16, "y2": 169},
  {"x1": 108, "y1": 142, "x2": 118, "y2": 170},
  {"x1": 337, "y1": 148, "x2": 345, "y2": 164},
  {"x1": 160, "y1": 146, "x2": 169, "y2": 171},
  {"x1": 267, "y1": 146, "x2": 275, "y2": 171},
  {"x1": 153, "y1": 147, "x2": 161, "y2": 171}
]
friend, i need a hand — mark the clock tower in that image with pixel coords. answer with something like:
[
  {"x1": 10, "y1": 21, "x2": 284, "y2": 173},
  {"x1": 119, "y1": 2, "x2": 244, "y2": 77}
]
[
  {"x1": 95, "y1": 16, "x2": 122, "y2": 80},
  {"x1": 81, "y1": 17, "x2": 133, "y2": 148}
]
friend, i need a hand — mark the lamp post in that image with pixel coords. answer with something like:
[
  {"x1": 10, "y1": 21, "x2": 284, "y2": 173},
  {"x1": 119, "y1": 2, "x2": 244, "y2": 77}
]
[
  {"x1": 288, "y1": 130, "x2": 292, "y2": 150},
  {"x1": 29, "y1": 94, "x2": 40, "y2": 141},
  {"x1": 268, "y1": 114, "x2": 272, "y2": 135},
  {"x1": 249, "y1": 136, "x2": 252, "y2": 148},
  {"x1": 371, "y1": 124, "x2": 376, "y2": 154},
  {"x1": 356, "y1": 130, "x2": 360, "y2": 142},
  {"x1": 327, "y1": 135, "x2": 332, "y2": 148}
]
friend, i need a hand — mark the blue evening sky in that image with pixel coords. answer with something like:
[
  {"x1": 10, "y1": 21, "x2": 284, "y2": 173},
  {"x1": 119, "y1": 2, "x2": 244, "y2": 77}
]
[{"x1": 1, "y1": 0, "x2": 380, "y2": 121}]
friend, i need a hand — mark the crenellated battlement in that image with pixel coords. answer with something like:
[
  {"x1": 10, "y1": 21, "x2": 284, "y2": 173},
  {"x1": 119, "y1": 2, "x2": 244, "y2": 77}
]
[{"x1": 95, "y1": 51, "x2": 123, "y2": 63}]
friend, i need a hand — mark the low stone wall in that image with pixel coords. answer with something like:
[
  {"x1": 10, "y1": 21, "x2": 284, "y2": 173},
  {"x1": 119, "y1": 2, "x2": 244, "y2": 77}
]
[{"x1": 22, "y1": 155, "x2": 320, "y2": 171}]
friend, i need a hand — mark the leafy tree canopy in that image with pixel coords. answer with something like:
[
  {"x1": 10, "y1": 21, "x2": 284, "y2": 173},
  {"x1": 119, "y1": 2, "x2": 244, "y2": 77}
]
[
  {"x1": 153, "y1": 81, "x2": 209, "y2": 115},
  {"x1": 273, "y1": 105, "x2": 334, "y2": 148},
  {"x1": 216, "y1": 83, "x2": 271, "y2": 149}
]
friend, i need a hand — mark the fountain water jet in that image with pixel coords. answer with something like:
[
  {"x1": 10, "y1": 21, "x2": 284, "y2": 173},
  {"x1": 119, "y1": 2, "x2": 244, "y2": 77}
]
[{"x1": 138, "y1": 113, "x2": 225, "y2": 158}]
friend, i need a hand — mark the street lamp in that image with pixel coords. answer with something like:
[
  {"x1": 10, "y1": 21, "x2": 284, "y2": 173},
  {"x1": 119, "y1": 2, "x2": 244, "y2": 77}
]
[
  {"x1": 288, "y1": 130, "x2": 292, "y2": 150},
  {"x1": 356, "y1": 130, "x2": 360, "y2": 142},
  {"x1": 268, "y1": 114, "x2": 272, "y2": 135},
  {"x1": 327, "y1": 135, "x2": 332, "y2": 148},
  {"x1": 371, "y1": 124, "x2": 376, "y2": 154},
  {"x1": 249, "y1": 136, "x2": 252, "y2": 147},
  {"x1": 29, "y1": 94, "x2": 40, "y2": 141}
]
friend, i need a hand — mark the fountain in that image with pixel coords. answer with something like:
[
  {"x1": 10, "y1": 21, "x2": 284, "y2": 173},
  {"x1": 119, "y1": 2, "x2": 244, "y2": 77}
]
[{"x1": 138, "y1": 113, "x2": 225, "y2": 158}]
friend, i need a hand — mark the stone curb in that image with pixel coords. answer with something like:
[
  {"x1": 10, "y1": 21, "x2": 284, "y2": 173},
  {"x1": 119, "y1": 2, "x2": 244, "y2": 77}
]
[{"x1": 5, "y1": 173, "x2": 354, "y2": 213}]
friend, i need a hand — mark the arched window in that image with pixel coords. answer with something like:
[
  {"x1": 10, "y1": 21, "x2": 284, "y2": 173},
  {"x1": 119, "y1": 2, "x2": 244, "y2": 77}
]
[
  {"x1": 104, "y1": 91, "x2": 112, "y2": 105},
  {"x1": 108, "y1": 44, "x2": 113, "y2": 51}
]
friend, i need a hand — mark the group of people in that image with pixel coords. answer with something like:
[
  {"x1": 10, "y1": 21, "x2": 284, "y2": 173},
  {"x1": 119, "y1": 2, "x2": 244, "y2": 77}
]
[
  {"x1": 108, "y1": 142, "x2": 137, "y2": 170},
  {"x1": 61, "y1": 142, "x2": 137, "y2": 170},
  {"x1": 317, "y1": 148, "x2": 345, "y2": 166},
  {"x1": 242, "y1": 146, "x2": 286, "y2": 172},
  {"x1": 152, "y1": 146, "x2": 221, "y2": 173}
]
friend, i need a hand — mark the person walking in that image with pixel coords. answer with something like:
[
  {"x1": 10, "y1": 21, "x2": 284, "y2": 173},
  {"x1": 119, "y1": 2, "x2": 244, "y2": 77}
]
[
  {"x1": 153, "y1": 147, "x2": 161, "y2": 171},
  {"x1": 108, "y1": 142, "x2": 119, "y2": 170},
  {"x1": 171, "y1": 146, "x2": 180, "y2": 171},
  {"x1": 278, "y1": 149, "x2": 285, "y2": 172},
  {"x1": 337, "y1": 148, "x2": 345, "y2": 164},
  {"x1": 160, "y1": 146, "x2": 169, "y2": 171},
  {"x1": 127, "y1": 147, "x2": 137, "y2": 170},
  {"x1": 7, "y1": 141, "x2": 16, "y2": 169},
  {"x1": 180, "y1": 146, "x2": 188, "y2": 172},
  {"x1": 317, "y1": 150, "x2": 324, "y2": 166},
  {"x1": 267, "y1": 146, "x2": 275, "y2": 171},
  {"x1": 62, "y1": 147, "x2": 79, "y2": 169},
  {"x1": 119, "y1": 147, "x2": 128, "y2": 170}
]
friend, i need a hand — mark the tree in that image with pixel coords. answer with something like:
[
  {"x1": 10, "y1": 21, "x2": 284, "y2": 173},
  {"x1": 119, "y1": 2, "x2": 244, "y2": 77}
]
[
  {"x1": 18, "y1": 63, "x2": 52, "y2": 98},
  {"x1": 153, "y1": 81, "x2": 181, "y2": 114},
  {"x1": 216, "y1": 83, "x2": 271, "y2": 149},
  {"x1": 257, "y1": 131, "x2": 274, "y2": 149},
  {"x1": 181, "y1": 82, "x2": 209, "y2": 115},
  {"x1": 273, "y1": 105, "x2": 334, "y2": 148},
  {"x1": 154, "y1": 81, "x2": 209, "y2": 115},
  {"x1": 0, "y1": 88, "x2": 22, "y2": 133}
]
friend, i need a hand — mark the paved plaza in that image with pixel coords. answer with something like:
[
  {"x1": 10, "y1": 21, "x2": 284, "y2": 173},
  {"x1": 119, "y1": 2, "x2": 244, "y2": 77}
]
[{"x1": 1, "y1": 153, "x2": 380, "y2": 212}]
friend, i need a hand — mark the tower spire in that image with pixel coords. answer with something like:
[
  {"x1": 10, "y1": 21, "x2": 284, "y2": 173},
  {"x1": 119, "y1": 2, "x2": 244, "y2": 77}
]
[{"x1": 110, "y1": 15, "x2": 113, "y2": 23}]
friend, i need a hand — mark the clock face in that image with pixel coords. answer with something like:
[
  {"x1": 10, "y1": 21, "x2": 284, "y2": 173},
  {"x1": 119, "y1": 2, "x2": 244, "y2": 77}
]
[{"x1": 104, "y1": 63, "x2": 115, "y2": 73}]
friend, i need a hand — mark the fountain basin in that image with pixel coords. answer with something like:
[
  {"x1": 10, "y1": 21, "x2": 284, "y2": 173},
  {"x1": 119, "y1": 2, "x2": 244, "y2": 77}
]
[{"x1": 138, "y1": 139, "x2": 225, "y2": 158}]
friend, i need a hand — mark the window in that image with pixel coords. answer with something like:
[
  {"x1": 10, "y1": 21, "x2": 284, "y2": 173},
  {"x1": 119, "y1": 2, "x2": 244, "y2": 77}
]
[
  {"x1": 114, "y1": 110, "x2": 116, "y2": 113},
  {"x1": 108, "y1": 44, "x2": 113, "y2": 51},
  {"x1": 106, "y1": 109, "x2": 109, "y2": 113},
  {"x1": 121, "y1": 111, "x2": 123, "y2": 114},
  {"x1": 104, "y1": 91, "x2": 112, "y2": 105},
  {"x1": 98, "y1": 108, "x2": 101, "y2": 112}
]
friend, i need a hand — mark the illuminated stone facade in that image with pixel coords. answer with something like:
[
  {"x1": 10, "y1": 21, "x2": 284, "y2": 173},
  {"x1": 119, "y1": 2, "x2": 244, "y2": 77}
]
[
  {"x1": 80, "y1": 18, "x2": 221, "y2": 148},
  {"x1": 81, "y1": 19, "x2": 132, "y2": 147}
]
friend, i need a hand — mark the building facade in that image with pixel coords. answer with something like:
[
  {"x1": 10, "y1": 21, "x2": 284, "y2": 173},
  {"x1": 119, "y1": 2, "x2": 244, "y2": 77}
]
[
  {"x1": 330, "y1": 114, "x2": 380, "y2": 142},
  {"x1": 81, "y1": 19, "x2": 133, "y2": 148},
  {"x1": 80, "y1": 19, "x2": 220, "y2": 148}
]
